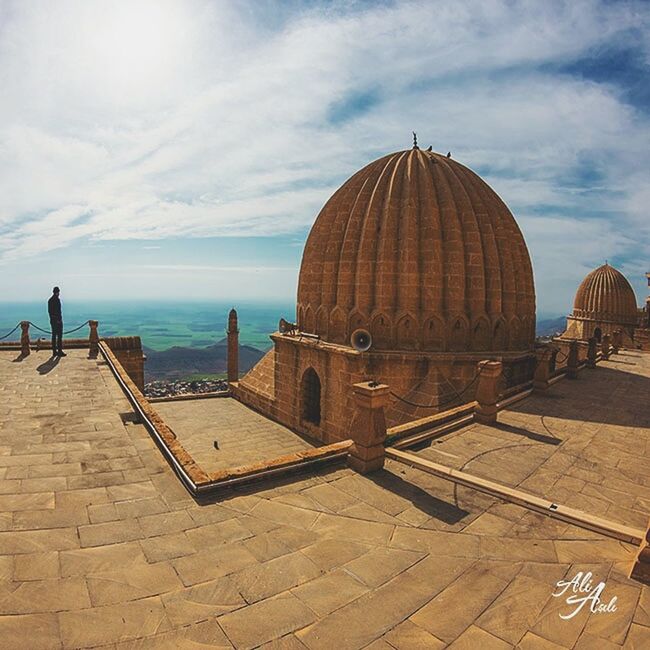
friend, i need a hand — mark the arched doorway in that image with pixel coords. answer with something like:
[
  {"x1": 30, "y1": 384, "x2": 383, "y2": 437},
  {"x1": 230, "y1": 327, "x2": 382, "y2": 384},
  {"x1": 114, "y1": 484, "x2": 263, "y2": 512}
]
[
  {"x1": 594, "y1": 327, "x2": 602, "y2": 343},
  {"x1": 301, "y1": 367, "x2": 321, "y2": 426}
]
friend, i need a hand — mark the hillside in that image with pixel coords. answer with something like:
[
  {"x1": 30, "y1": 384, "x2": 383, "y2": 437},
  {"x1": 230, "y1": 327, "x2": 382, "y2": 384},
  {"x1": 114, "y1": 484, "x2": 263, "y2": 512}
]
[
  {"x1": 536, "y1": 315, "x2": 566, "y2": 337},
  {"x1": 143, "y1": 338, "x2": 265, "y2": 381}
]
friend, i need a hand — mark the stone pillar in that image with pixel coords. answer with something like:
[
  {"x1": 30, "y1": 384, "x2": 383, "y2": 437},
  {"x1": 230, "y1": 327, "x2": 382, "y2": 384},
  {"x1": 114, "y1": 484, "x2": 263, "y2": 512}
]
[
  {"x1": 630, "y1": 519, "x2": 650, "y2": 585},
  {"x1": 20, "y1": 321, "x2": 30, "y2": 357},
  {"x1": 348, "y1": 381, "x2": 390, "y2": 474},
  {"x1": 601, "y1": 334, "x2": 611, "y2": 360},
  {"x1": 88, "y1": 320, "x2": 99, "y2": 356},
  {"x1": 611, "y1": 329, "x2": 622, "y2": 354},
  {"x1": 474, "y1": 360, "x2": 502, "y2": 424},
  {"x1": 587, "y1": 337, "x2": 597, "y2": 368},
  {"x1": 227, "y1": 308, "x2": 239, "y2": 383},
  {"x1": 567, "y1": 340, "x2": 579, "y2": 379},
  {"x1": 533, "y1": 346, "x2": 553, "y2": 392}
]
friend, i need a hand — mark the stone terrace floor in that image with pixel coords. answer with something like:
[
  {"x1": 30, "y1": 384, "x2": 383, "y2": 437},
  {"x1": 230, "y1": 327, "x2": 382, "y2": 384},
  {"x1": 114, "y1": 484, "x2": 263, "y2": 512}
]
[
  {"x1": 154, "y1": 398, "x2": 314, "y2": 473},
  {"x1": 0, "y1": 347, "x2": 648, "y2": 649},
  {"x1": 413, "y1": 349, "x2": 650, "y2": 530}
]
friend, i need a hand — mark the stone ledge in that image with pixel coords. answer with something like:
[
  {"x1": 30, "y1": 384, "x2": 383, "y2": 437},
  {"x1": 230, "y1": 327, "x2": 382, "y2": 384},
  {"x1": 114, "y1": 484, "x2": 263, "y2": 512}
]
[{"x1": 203, "y1": 439, "x2": 353, "y2": 486}]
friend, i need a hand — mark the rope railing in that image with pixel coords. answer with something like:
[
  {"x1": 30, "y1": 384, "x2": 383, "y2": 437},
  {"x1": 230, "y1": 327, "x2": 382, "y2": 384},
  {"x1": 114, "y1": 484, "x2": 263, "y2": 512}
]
[
  {"x1": 554, "y1": 349, "x2": 569, "y2": 363},
  {"x1": 390, "y1": 365, "x2": 484, "y2": 410},
  {"x1": 28, "y1": 320, "x2": 91, "y2": 336},
  {"x1": 0, "y1": 320, "x2": 94, "y2": 342},
  {"x1": 0, "y1": 323, "x2": 21, "y2": 340}
]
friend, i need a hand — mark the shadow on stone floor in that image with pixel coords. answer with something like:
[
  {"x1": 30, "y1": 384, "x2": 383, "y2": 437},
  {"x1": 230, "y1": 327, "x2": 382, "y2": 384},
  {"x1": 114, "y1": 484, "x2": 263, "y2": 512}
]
[
  {"x1": 369, "y1": 468, "x2": 471, "y2": 524},
  {"x1": 509, "y1": 363, "x2": 650, "y2": 428},
  {"x1": 493, "y1": 421, "x2": 562, "y2": 445},
  {"x1": 192, "y1": 462, "x2": 470, "y2": 525},
  {"x1": 36, "y1": 355, "x2": 60, "y2": 375},
  {"x1": 606, "y1": 358, "x2": 638, "y2": 366}
]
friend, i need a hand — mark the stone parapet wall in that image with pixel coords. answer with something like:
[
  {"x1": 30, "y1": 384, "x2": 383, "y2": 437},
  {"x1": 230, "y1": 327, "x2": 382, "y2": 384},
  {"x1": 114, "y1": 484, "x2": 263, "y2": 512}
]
[
  {"x1": 552, "y1": 337, "x2": 589, "y2": 369},
  {"x1": 235, "y1": 332, "x2": 535, "y2": 445},
  {"x1": 634, "y1": 327, "x2": 650, "y2": 351},
  {"x1": 104, "y1": 336, "x2": 145, "y2": 392},
  {"x1": 562, "y1": 316, "x2": 635, "y2": 344}
]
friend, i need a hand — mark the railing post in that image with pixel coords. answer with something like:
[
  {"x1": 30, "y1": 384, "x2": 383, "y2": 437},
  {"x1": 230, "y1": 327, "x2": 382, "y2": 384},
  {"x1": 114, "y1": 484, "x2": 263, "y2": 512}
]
[
  {"x1": 227, "y1": 308, "x2": 239, "y2": 383},
  {"x1": 475, "y1": 360, "x2": 502, "y2": 424},
  {"x1": 348, "y1": 381, "x2": 390, "y2": 474},
  {"x1": 533, "y1": 346, "x2": 553, "y2": 392},
  {"x1": 587, "y1": 337, "x2": 597, "y2": 368},
  {"x1": 601, "y1": 334, "x2": 611, "y2": 360},
  {"x1": 20, "y1": 321, "x2": 30, "y2": 357},
  {"x1": 89, "y1": 320, "x2": 99, "y2": 356},
  {"x1": 567, "y1": 340, "x2": 579, "y2": 379}
]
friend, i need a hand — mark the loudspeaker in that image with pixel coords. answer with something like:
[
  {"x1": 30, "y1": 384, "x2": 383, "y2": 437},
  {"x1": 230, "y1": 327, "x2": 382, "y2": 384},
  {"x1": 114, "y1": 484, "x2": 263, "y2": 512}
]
[
  {"x1": 279, "y1": 318, "x2": 297, "y2": 334},
  {"x1": 351, "y1": 328, "x2": 372, "y2": 352}
]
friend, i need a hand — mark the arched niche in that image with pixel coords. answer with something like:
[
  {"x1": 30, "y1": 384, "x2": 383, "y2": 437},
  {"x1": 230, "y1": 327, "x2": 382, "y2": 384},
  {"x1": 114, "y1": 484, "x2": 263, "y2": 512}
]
[
  {"x1": 370, "y1": 312, "x2": 392, "y2": 349},
  {"x1": 471, "y1": 316, "x2": 491, "y2": 351},
  {"x1": 328, "y1": 306, "x2": 347, "y2": 343},
  {"x1": 449, "y1": 316, "x2": 469, "y2": 352},
  {"x1": 493, "y1": 317, "x2": 507, "y2": 351},
  {"x1": 396, "y1": 313, "x2": 418, "y2": 350},
  {"x1": 422, "y1": 316, "x2": 445, "y2": 351},
  {"x1": 300, "y1": 367, "x2": 321, "y2": 426}
]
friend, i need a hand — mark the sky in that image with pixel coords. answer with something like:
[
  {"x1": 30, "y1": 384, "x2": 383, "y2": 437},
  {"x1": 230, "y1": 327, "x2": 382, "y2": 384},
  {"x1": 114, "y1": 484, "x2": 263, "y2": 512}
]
[{"x1": 0, "y1": 0, "x2": 648, "y2": 317}]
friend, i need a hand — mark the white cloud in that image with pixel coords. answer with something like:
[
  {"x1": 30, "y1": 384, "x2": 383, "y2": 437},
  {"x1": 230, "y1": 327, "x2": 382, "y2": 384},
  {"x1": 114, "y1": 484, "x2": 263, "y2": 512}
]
[{"x1": 0, "y1": 0, "x2": 648, "y2": 310}]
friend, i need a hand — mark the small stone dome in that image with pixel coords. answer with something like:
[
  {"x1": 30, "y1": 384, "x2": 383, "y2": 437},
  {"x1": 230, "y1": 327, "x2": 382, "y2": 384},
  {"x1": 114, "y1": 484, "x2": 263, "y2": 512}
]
[
  {"x1": 297, "y1": 147, "x2": 536, "y2": 352},
  {"x1": 572, "y1": 263, "x2": 638, "y2": 324}
]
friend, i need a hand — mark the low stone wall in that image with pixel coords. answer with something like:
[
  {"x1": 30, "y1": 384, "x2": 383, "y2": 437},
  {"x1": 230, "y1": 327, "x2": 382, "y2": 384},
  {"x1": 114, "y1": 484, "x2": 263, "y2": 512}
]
[
  {"x1": 634, "y1": 328, "x2": 650, "y2": 351},
  {"x1": 104, "y1": 336, "x2": 145, "y2": 392},
  {"x1": 551, "y1": 338, "x2": 590, "y2": 369}
]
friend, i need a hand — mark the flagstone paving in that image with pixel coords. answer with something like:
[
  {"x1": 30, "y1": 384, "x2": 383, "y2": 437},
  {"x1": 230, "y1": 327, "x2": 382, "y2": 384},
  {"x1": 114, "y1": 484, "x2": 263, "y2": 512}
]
[
  {"x1": 0, "y1": 347, "x2": 648, "y2": 648},
  {"x1": 154, "y1": 397, "x2": 314, "y2": 472},
  {"x1": 413, "y1": 349, "x2": 650, "y2": 530}
]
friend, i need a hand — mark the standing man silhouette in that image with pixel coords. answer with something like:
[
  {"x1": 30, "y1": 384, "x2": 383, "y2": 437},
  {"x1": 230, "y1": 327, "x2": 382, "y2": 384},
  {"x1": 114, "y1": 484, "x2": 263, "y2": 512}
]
[{"x1": 47, "y1": 286, "x2": 66, "y2": 357}]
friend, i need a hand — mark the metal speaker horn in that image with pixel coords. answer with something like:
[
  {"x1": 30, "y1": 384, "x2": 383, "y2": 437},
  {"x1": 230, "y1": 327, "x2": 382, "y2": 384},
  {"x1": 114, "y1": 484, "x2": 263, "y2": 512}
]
[
  {"x1": 351, "y1": 328, "x2": 372, "y2": 352},
  {"x1": 279, "y1": 318, "x2": 297, "y2": 334}
]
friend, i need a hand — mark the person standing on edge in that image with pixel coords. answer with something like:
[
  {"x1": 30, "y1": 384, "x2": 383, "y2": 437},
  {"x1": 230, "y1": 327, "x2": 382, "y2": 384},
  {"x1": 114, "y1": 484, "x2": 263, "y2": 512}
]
[{"x1": 47, "y1": 286, "x2": 66, "y2": 357}]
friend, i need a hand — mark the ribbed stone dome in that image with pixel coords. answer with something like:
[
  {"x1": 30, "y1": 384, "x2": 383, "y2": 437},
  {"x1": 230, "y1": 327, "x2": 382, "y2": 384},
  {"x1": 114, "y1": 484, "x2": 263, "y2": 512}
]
[
  {"x1": 572, "y1": 263, "x2": 638, "y2": 324},
  {"x1": 297, "y1": 147, "x2": 536, "y2": 352}
]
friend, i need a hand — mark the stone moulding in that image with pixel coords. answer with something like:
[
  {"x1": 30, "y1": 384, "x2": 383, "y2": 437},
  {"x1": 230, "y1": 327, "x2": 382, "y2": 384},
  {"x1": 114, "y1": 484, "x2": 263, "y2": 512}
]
[
  {"x1": 99, "y1": 341, "x2": 352, "y2": 494},
  {"x1": 269, "y1": 331, "x2": 533, "y2": 361}
]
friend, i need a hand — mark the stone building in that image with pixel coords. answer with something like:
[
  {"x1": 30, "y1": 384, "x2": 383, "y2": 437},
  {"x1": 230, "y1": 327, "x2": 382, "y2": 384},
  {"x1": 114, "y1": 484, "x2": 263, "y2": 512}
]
[
  {"x1": 232, "y1": 144, "x2": 536, "y2": 443},
  {"x1": 562, "y1": 263, "x2": 639, "y2": 345},
  {"x1": 634, "y1": 271, "x2": 650, "y2": 350}
]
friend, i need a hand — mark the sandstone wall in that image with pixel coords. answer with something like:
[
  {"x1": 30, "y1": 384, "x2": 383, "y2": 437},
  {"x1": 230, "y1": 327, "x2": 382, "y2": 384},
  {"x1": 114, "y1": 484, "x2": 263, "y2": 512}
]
[
  {"x1": 234, "y1": 334, "x2": 534, "y2": 444},
  {"x1": 104, "y1": 336, "x2": 145, "y2": 392}
]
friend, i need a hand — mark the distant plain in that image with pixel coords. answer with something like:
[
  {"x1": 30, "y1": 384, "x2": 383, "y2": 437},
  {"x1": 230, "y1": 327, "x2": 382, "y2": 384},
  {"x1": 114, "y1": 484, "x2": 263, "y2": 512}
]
[
  {"x1": 0, "y1": 301, "x2": 294, "y2": 351},
  {"x1": 0, "y1": 301, "x2": 566, "y2": 353}
]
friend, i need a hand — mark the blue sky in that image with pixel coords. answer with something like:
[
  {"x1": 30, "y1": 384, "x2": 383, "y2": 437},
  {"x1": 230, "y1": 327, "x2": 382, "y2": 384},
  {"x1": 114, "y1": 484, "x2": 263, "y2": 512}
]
[{"x1": 0, "y1": 0, "x2": 648, "y2": 317}]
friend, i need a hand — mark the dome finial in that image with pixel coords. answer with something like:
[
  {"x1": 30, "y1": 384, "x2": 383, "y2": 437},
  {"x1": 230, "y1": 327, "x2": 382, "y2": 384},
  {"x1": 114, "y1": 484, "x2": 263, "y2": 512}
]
[{"x1": 412, "y1": 131, "x2": 418, "y2": 149}]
